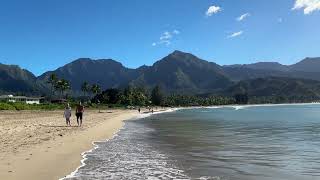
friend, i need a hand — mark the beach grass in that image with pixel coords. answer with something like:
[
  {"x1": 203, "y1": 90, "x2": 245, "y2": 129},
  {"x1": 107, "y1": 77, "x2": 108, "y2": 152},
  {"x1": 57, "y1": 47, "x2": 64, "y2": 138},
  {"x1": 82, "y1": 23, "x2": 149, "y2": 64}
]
[
  {"x1": 0, "y1": 102, "x2": 65, "y2": 110},
  {"x1": 0, "y1": 102, "x2": 130, "y2": 111}
]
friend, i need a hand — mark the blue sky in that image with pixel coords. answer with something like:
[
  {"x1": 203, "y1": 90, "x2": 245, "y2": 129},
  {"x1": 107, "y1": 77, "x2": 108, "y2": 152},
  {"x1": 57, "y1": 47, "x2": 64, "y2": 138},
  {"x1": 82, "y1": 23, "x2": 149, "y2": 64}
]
[{"x1": 0, "y1": 0, "x2": 319, "y2": 75}]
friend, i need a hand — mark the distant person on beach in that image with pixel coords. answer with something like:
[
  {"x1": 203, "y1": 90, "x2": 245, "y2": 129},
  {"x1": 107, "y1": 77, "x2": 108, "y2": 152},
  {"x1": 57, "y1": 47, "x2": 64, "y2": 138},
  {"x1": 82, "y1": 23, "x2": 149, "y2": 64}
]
[
  {"x1": 76, "y1": 102, "x2": 84, "y2": 127},
  {"x1": 64, "y1": 103, "x2": 72, "y2": 126},
  {"x1": 138, "y1": 107, "x2": 141, "y2": 113}
]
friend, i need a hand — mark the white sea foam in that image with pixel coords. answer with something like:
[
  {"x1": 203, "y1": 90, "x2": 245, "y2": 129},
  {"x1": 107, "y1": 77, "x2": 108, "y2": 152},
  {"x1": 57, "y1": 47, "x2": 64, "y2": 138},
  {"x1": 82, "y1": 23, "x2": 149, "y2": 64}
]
[
  {"x1": 60, "y1": 127, "x2": 124, "y2": 180},
  {"x1": 189, "y1": 102, "x2": 320, "y2": 111},
  {"x1": 227, "y1": 102, "x2": 320, "y2": 110},
  {"x1": 135, "y1": 107, "x2": 180, "y2": 119},
  {"x1": 197, "y1": 176, "x2": 224, "y2": 180}
]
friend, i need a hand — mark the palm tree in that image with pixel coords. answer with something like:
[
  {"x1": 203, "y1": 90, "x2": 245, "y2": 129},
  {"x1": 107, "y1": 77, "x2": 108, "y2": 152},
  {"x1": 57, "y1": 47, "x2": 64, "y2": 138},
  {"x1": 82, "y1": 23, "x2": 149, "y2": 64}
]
[
  {"x1": 81, "y1": 82, "x2": 90, "y2": 97},
  {"x1": 91, "y1": 84, "x2": 101, "y2": 97},
  {"x1": 91, "y1": 84, "x2": 102, "y2": 112},
  {"x1": 151, "y1": 85, "x2": 163, "y2": 106},
  {"x1": 55, "y1": 79, "x2": 71, "y2": 99},
  {"x1": 47, "y1": 73, "x2": 58, "y2": 99}
]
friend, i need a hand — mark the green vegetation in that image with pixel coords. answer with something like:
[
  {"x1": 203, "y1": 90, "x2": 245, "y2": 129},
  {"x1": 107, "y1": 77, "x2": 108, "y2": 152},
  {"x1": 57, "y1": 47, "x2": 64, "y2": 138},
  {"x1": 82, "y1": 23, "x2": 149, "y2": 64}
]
[
  {"x1": 91, "y1": 84, "x2": 101, "y2": 97},
  {"x1": 0, "y1": 101, "x2": 125, "y2": 111},
  {"x1": 0, "y1": 102, "x2": 16, "y2": 110},
  {"x1": 81, "y1": 81, "x2": 90, "y2": 97},
  {"x1": 55, "y1": 79, "x2": 71, "y2": 98},
  {"x1": 0, "y1": 102, "x2": 65, "y2": 111},
  {"x1": 151, "y1": 85, "x2": 163, "y2": 106},
  {"x1": 25, "y1": 83, "x2": 320, "y2": 110},
  {"x1": 234, "y1": 94, "x2": 249, "y2": 104},
  {"x1": 93, "y1": 86, "x2": 149, "y2": 106},
  {"x1": 47, "y1": 73, "x2": 58, "y2": 98},
  {"x1": 46, "y1": 73, "x2": 71, "y2": 99},
  {"x1": 92, "y1": 85, "x2": 235, "y2": 107},
  {"x1": 1, "y1": 82, "x2": 318, "y2": 111}
]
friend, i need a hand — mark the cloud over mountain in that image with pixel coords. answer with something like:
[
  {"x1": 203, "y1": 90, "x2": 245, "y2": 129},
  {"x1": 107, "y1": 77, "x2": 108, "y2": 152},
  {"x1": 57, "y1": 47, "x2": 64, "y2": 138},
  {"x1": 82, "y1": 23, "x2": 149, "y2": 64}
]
[{"x1": 152, "y1": 30, "x2": 180, "y2": 46}]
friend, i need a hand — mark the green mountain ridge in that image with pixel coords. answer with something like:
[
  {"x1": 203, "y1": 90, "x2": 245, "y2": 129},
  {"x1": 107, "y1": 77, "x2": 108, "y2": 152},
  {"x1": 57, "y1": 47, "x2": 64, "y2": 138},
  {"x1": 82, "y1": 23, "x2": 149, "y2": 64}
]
[
  {"x1": 0, "y1": 63, "x2": 45, "y2": 95},
  {"x1": 1, "y1": 51, "x2": 320, "y2": 101},
  {"x1": 129, "y1": 51, "x2": 232, "y2": 94},
  {"x1": 38, "y1": 58, "x2": 139, "y2": 93},
  {"x1": 224, "y1": 77, "x2": 320, "y2": 102}
]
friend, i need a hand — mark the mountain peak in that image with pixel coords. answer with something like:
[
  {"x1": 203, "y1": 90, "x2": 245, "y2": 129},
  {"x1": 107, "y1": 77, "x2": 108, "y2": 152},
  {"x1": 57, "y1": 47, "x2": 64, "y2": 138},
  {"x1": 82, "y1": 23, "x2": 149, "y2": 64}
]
[
  {"x1": 290, "y1": 57, "x2": 320, "y2": 72},
  {"x1": 246, "y1": 62, "x2": 288, "y2": 71},
  {"x1": 72, "y1": 58, "x2": 120, "y2": 64},
  {"x1": 67, "y1": 58, "x2": 125, "y2": 69},
  {"x1": 171, "y1": 50, "x2": 186, "y2": 54},
  {"x1": 164, "y1": 50, "x2": 203, "y2": 62},
  {"x1": 252, "y1": 62, "x2": 283, "y2": 65},
  {"x1": 301, "y1": 57, "x2": 320, "y2": 62},
  {"x1": 167, "y1": 50, "x2": 193, "y2": 57}
]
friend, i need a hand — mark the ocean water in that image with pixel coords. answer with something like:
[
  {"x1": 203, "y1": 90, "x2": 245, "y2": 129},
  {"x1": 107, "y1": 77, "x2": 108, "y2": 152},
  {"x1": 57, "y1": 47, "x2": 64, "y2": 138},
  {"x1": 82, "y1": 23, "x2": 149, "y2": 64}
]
[{"x1": 66, "y1": 104, "x2": 320, "y2": 180}]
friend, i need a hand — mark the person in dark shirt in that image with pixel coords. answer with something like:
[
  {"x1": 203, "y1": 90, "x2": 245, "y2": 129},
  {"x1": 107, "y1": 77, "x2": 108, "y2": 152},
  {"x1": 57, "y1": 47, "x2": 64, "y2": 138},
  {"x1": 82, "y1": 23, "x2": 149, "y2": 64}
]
[{"x1": 76, "y1": 102, "x2": 84, "y2": 127}]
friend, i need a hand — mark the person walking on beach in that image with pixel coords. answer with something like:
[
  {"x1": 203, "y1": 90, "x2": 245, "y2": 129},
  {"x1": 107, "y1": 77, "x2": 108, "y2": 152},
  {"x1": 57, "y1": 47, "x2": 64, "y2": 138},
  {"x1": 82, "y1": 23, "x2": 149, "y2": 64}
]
[
  {"x1": 76, "y1": 102, "x2": 84, "y2": 127},
  {"x1": 138, "y1": 107, "x2": 141, "y2": 113},
  {"x1": 64, "y1": 103, "x2": 72, "y2": 126}
]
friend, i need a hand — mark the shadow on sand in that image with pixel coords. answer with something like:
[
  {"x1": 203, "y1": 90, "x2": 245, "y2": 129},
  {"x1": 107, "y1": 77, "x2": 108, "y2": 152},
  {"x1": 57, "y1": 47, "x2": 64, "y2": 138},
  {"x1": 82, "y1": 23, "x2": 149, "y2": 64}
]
[{"x1": 40, "y1": 125, "x2": 79, "y2": 128}]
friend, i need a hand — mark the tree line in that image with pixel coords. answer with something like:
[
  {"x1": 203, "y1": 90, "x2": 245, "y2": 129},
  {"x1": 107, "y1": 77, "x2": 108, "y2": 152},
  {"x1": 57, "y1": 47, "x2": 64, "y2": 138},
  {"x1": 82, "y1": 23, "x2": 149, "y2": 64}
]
[
  {"x1": 46, "y1": 73, "x2": 249, "y2": 106},
  {"x1": 47, "y1": 74, "x2": 71, "y2": 99},
  {"x1": 47, "y1": 74, "x2": 102, "y2": 99},
  {"x1": 44, "y1": 73, "x2": 320, "y2": 105},
  {"x1": 92, "y1": 85, "x2": 238, "y2": 107}
]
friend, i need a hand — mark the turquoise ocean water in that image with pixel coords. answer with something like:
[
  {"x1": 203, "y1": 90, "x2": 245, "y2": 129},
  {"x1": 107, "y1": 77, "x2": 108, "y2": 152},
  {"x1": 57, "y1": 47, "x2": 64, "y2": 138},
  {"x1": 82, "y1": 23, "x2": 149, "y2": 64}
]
[{"x1": 67, "y1": 104, "x2": 320, "y2": 180}]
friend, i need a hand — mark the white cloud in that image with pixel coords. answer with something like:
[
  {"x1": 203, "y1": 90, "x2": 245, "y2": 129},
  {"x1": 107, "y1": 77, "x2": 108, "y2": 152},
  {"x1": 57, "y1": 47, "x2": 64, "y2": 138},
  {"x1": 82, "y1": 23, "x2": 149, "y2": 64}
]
[
  {"x1": 173, "y1": 30, "x2": 180, "y2": 35},
  {"x1": 237, "y1": 13, "x2": 250, "y2": 21},
  {"x1": 228, "y1": 31, "x2": 243, "y2": 38},
  {"x1": 206, "y1": 5, "x2": 221, "y2": 16},
  {"x1": 152, "y1": 30, "x2": 180, "y2": 46},
  {"x1": 278, "y1": 18, "x2": 283, "y2": 23},
  {"x1": 160, "y1": 31, "x2": 172, "y2": 41},
  {"x1": 292, "y1": 0, "x2": 320, "y2": 14}
]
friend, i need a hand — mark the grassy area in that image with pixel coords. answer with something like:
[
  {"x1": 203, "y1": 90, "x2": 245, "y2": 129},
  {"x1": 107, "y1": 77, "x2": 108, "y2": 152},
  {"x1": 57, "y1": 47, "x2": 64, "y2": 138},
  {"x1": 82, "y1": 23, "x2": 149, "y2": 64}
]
[
  {"x1": 0, "y1": 102, "x2": 128, "y2": 111},
  {"x1": 0, "y1": 102, "x2": 65, "y2": 111}
]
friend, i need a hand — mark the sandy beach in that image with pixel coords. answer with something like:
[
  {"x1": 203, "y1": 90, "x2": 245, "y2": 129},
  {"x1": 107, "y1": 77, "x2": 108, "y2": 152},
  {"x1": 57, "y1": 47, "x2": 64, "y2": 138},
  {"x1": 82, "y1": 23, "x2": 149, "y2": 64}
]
[{"x1": 0, "y1": 108, "x2": 154, "y2": 180}]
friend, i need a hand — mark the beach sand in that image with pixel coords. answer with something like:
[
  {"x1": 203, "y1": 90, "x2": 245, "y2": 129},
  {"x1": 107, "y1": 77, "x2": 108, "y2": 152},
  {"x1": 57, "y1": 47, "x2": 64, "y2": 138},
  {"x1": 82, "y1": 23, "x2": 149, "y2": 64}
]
[{"x1": 0, "y1": 108, "x2": 154, "y2": 180}]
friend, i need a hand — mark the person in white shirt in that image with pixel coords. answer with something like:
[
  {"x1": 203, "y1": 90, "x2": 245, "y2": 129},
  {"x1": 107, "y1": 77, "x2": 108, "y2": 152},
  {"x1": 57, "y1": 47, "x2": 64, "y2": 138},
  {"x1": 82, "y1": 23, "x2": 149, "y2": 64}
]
[{"x1": 64, "y1": 103, "x2": 72, "y2": 126}]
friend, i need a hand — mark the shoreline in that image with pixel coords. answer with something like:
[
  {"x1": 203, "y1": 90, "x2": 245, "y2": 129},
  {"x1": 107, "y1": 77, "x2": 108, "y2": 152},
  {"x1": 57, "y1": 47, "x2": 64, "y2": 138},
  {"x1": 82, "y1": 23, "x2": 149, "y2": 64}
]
[
  {"x1": 62, "y1": 127, "x2": 123, "y2": 180},
  {"x1": 183, "y1": 102, "x2": 320, "y2": 109},
  {"x1": 62, "y1": 107, "x2": 176, "y2": 179}
]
